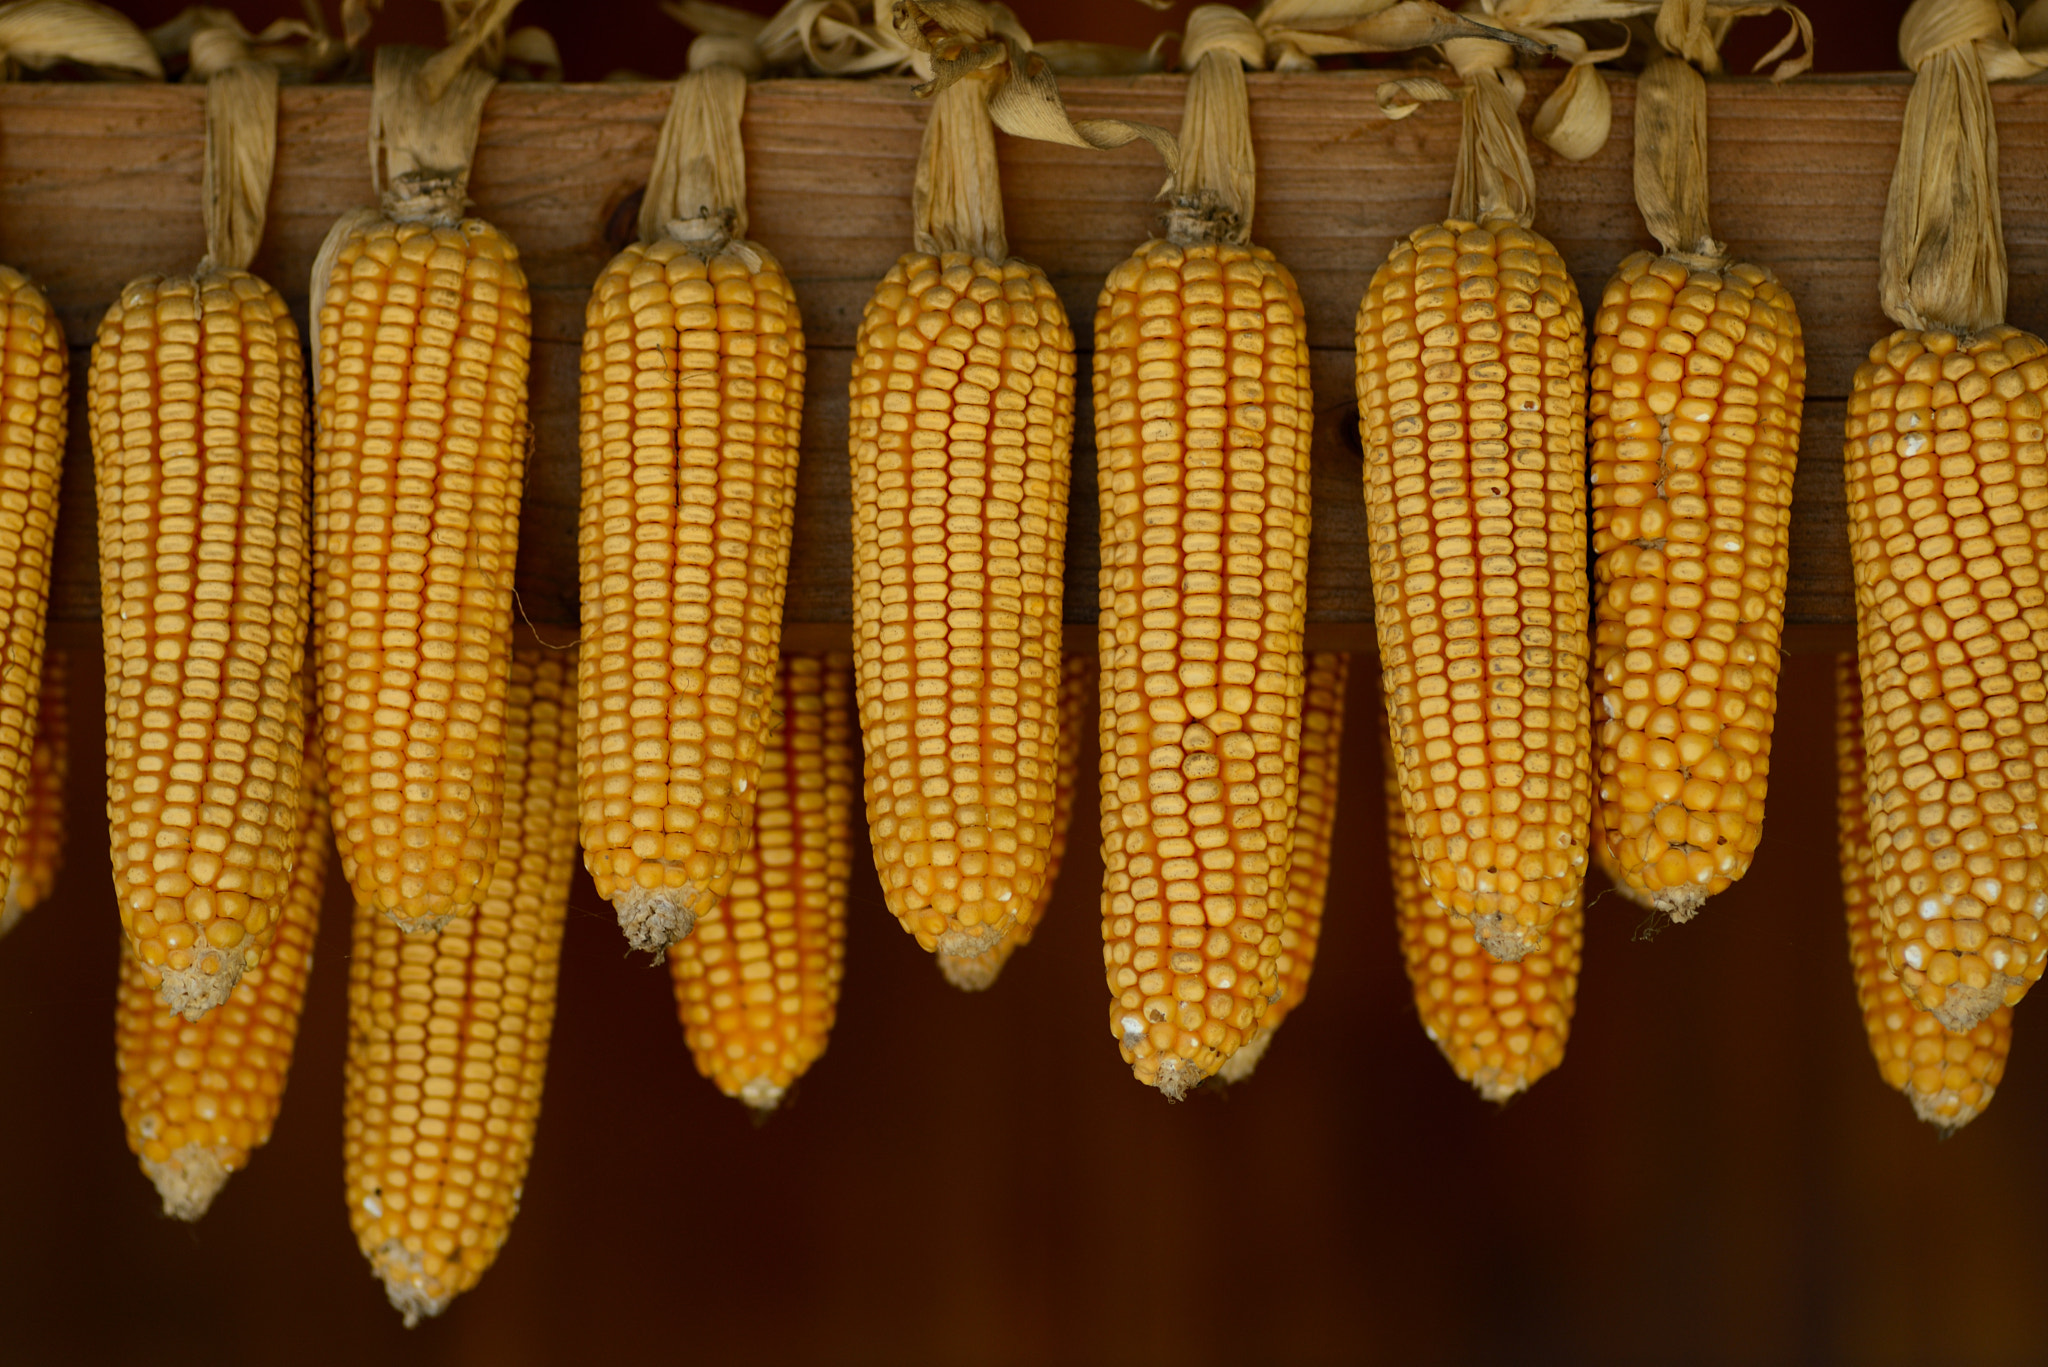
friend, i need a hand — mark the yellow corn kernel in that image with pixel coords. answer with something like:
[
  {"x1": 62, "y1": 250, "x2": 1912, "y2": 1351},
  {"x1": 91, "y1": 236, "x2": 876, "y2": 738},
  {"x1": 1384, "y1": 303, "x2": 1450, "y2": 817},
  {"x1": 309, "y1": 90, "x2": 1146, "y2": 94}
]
[
  {"x1": 344, "y1": 638, "x2": 576, "y2": 1325},
  {"x1": 1591, "y1": 251, "x2": 1804, "y2": 919},
  {"x1": 1389, "y1": 707, "x2": 1582, "y2": 1100},
  {"x1": 92, "y1": 268, "x2": 310, "y2": 1018},
  {"x1": 1843, "y1": 325, "x2": 2048, "y2": 1030},
  {"x1": 1357, "y1": 218, "x2": 1592, "y2": 962},
  {"x1": 1097, "y1": 238, "x2": 1313, "y2": 1099},
  {"x1": 315, "y1": 216, "x2": 530, "y2": 935},
  {"x1": 579, "y1": 235, "x2": 805, "y2": 954},
  {"x1": 1837, "y1": 654, "x2": 2012, "y2": 1130},
  {"x1": 850, "y1": 250, "x2": 1074, "y2": 957},
  {"x1": 116, "y1": 714, "x2": 329, "y2": 1218},
  {"x1": 1218, "y1": 651, "x2": 1345, "y2": 1082},
  {"x1": 668, "y1": 652, "x2": 850, "y2": 1110},
  {"x1": 0, "y1": 646, "x2": 67, "y2": 936},
  {"x1": 940, "y1": 651, "x2": 1091, "y2": 991}
]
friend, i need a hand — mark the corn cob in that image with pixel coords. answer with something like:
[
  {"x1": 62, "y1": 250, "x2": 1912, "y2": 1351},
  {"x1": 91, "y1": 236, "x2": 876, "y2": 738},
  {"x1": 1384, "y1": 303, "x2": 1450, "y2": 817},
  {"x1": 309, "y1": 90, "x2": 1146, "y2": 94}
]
[
  {"x1": 0, "y1": 268, "x2": 65, "y2": 944},
  {"x1": 314, "y1": 49, "x2": 529, "y2": 935},
  {"x1": 1845, "y1": 325, "x2": 2048, "y2": 1030},
  {"x1": 1218, "y1": 651, "x2": 1346, "y2": 1083},
  {"x1": 1389, "y1": 708, "x2": 1581, "y2": 1100},
  {"x1": 92, "y1": 259, "x2": 311, "y2": 1018},
  {"x1": 849, "y1": 119, "x2": 1074, "y2": 959},
  {"x1": 668, "y1": 651, "x2": 850, "y2": 1111},
  {"x1": 939, "y1": 650, "x2": 1089, "y2": 991},
  {"x1": 344, "y1": 637, "x2": 576, "y2": 1324},
  {"x1": 1837, "y1": 654, "x2": 2011, "y2": 1130},
  {"x1": 0, "y1": 646, "x2": 65, "y2": 937},
  {"x1": 115, "y1": 715, "x2": 329, "y2": 1219},
  {"x1": 579, "y1": 63, "x2": 805, "y2": 955},
  {"x1": 1096, "y1": 19, "x2": 1313, "y2": 1096},
  {"x1": 1590, "y1": 253, "x2": 1802, "y2": 918},
  {"x1": 1358, "y1": 216, "x2": 1590, "y2": 962}
]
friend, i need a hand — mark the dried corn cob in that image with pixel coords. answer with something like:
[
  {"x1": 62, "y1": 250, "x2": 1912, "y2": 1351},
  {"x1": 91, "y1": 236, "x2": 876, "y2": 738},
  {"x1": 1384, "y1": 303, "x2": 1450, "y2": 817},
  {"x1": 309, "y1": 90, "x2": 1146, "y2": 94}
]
[
  {"x1": 93, "y1": 62, "x2": 310, "y2": 1018},
  {"x1": 344, "y1": 637, "x2": 576, "y2": 1324},
  {"x1": 1219, "y1": 651, "x2": 1346, "y2": 1083},
  {"x1": 1389, "y1": 709, "x2": 1581, "y2": 1100},
  {"x1": 0, "y1": 646, "x2": 65, "y2": 937},
  {"x1": 1358, "y1": 38, "x2": 1592, "y2": 963},
  {"x1": 850, "y1": 74, "x2": 1073, "y2": 958},
  {"x1": 579, "y1": 63, "x2": 805, "y2": 954},
  {"x1": 1099, "y1": 20, "x2": 1312, "y2": 1098},
  {"x1": 668, "y1": 652, "x2": 850, "y2": 1111},
  {"x1": 313, "y1": 46, "x2": 529, "y2": 934},
  {"x1": 1590, "y1": 23, "x2": 1807, "y2": 920},
  {"x1": 939, "y1": 651, "x2": 1090, "y2": 991},
  {"x1": 116, "y1": 713, "x2": 329, "y2": 1219},
  {"x1": 1837, "y1": 654, "x2": 2011, "y2": 1130}
]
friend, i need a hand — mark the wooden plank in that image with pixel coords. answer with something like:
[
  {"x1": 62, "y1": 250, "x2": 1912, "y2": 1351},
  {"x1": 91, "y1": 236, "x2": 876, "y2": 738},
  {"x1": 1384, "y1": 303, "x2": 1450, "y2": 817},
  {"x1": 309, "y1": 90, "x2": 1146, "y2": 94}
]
[{"x1": 2, "y1": 75, "x2": 1959, "y2": 626}]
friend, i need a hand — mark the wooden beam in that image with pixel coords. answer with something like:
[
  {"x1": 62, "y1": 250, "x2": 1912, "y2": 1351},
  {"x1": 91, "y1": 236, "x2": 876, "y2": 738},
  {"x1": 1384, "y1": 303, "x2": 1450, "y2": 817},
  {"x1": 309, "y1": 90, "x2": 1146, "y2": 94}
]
[{"x1": 2, "y1": 74, "x2": 1998, "y2": 628}]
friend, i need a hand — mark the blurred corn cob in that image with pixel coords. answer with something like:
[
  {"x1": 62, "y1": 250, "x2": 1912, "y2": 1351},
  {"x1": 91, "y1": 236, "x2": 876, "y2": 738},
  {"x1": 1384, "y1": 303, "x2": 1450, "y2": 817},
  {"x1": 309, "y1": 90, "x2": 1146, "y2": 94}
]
[
  {"x1": 344, "y1": 637, "x2": 576, "y2": 1324},
  {"x1": 116, "y1": 708, "x2": 328, "y2": 1219},
  {"x1": 1219, "y1": 651, "x2": 1346, "y2": 1083},
  {"x1": 668, "y1": 652, "x2": 851, "y2": 1111},
  {"x1": 0, "y1": 647, "x2": 66, "y2": 937},
  {"x1": 939, "y1": 651, "x2": 1090, "y2": 991},
  {"x1": 1837, "y1": 655, "x2": 2012, "y2": 1131}
]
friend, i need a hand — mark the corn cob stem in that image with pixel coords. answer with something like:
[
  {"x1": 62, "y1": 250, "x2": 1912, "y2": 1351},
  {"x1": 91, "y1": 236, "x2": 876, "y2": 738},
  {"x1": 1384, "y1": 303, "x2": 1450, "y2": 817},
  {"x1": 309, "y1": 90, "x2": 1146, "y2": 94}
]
[
  {"x1": 668, "y1": 652, "x2": 851, "y2": 1111},
  {"x1": 116, "y1": 704, "x2": 329, "y2": 1219},
  {"x1": 580, "y1": 63, "x2": 805, "y2": 954},
  {"x1": 0, "y1": 646, "x2": 65, "y2": 937},
  {"x1": 344, "y1": 636, "x2": 577, "y2": 1324},
  {"x1": 1099, "y1": 15, "x2": 1312, "y2": 1097},
  {"x1": 313, "y1": 45, "x2": 529, "y2": 935},
  {"x1": 938, "y1": 651, "x2": 1090, "y2": 991},
  {"x1": 1218, "y1": 650, "x2": 1346, "y2": 1084},
  {"x1": 851, "y1": 70, "x2": 1074, "y2": 958},
  {"x1": 1836, "y1": 655, "x2": 2012, "y2": 1131}
]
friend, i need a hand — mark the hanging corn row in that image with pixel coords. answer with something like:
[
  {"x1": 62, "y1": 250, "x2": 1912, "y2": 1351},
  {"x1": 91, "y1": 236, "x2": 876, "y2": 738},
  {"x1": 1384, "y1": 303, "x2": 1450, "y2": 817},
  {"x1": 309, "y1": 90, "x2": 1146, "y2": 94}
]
[{"x1": 0, "y1": 647, "x2": 67, "y2": 937}]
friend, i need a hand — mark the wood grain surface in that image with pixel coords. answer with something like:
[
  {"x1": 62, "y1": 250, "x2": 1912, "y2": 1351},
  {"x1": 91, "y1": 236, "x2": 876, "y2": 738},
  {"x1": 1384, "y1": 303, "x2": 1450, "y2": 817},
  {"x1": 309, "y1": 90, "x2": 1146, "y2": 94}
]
[{"x1": 7, "y1": 72, "x2": 2028, "y2": 627}]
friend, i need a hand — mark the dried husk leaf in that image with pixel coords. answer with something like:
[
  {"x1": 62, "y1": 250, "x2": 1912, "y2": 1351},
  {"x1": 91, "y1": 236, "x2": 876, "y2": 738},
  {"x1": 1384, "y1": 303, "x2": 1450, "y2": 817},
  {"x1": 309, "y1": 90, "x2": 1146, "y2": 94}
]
[
  {"x1": 151, "y1": 6, "x2": 342, "y2": 82},
  {"x1": 199, "y1": 60, "x2": 278, "y2": 272},
  {"x1": 640, "y1": 63, "x2": 751, "y2": 249},
  {"x1": 368, "y1": 43, "x2": 495, "y2": 225},
  {"x1": 1382, "y1": 39, "x2": 1537, "y2": 225},
  {"x1": 1165, "y1": 6, "x2": 1264, "y2": 244},
  {"x1": 1881, "y1": 0, "x2": 2048, "y2": 334},
  {"x1": 1631, "y1": 52, "x2": 1721, "y2": 262},
  {"x1": 0, "y1": 0, "x2": 162, "y2": 78},
  {"x1": 1259, "y1": 0, "x2": 1549, "y2": 69},
  {"x1": 912, "y1": 72, "x2": 1005, "y2": 260}
]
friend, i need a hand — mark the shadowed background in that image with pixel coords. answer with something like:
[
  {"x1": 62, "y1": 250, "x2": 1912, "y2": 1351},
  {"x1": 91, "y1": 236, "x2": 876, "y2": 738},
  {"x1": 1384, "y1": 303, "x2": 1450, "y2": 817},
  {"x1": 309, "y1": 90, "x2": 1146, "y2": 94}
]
[{"x1": 4, "y1": 3, "x2": 2041, "y2": 1366}]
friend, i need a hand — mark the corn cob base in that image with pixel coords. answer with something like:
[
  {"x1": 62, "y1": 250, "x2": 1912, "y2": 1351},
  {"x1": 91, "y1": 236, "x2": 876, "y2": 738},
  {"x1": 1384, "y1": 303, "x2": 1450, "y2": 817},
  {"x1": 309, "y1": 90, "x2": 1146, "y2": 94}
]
[
  {"x1": 1843, "y1": 325, "x2": 2048, "y2": 1031},
  {"x1": 1357, "y1": 219, "x2": 1592, "y2": 964}
]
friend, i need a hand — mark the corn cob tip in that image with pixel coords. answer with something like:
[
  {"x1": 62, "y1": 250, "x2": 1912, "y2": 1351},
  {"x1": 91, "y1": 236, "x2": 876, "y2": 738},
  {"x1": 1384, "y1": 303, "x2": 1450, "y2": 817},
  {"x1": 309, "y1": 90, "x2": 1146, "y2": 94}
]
[
  {"x1": 153, "y1": 945, "x2": 256, "y2": 1022},
  {"x1": 371, "y1": 1242, "x2": 451, "y2": 1329},
  {"x1": 616, "y1": 886, "x2": 706, "y2": 956},
  {"x1": 1149, "y1": 1055, "x2": 1211, "y2": 1103},
  {"x1": 1907, "y1": 1083, "x2": 1993, "y2": 1134},
  {"x1": 935, "y1": 948, "x2": 1008, "y2": 992},
  {"x1": 932, "y1": 918, "x2": 1013, "y2": 960},
  {"x1": 144, "y1": 1145, "x2": 232, "y2": 1222},
  {"x1": 1654, "y1": 884, "x2": 1709, "y2": 925},
  {"x1": 1920, "y1": 981, "x2": 2012, "y2": 1037},
  {"x1": 1471, "y1": 1069, "x2": 1533, "y2": 1106},
  {"x1": 739, "y1": 1078, "x2": 786, "y2": 1114},
  {"x1": 386, "y1": 910, "x2": 456, "y2": 937},
  {"x1": 1465, "y1": 911, "x2": 1544, "y2": 965},
  {"x1": 1215, "y1": 1028, "x2": 1274, "y2": 1085}
]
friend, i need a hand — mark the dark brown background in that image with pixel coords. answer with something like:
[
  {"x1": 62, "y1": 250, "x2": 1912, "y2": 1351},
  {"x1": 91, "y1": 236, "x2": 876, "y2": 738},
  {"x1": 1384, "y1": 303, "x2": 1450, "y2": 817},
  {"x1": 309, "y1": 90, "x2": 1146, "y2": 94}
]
[{"x1": 4, "y1": 3, "x2": 2042, "y2": 1366}]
